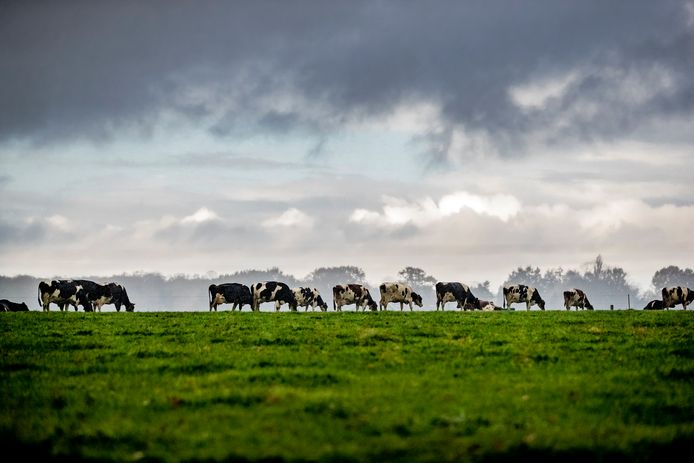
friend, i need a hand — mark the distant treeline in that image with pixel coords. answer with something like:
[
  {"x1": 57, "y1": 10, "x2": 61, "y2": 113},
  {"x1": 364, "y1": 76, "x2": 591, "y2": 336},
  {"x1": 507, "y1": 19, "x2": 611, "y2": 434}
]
[{"x1": 1, "y1": 256, "x2": 692, "y2": 311}]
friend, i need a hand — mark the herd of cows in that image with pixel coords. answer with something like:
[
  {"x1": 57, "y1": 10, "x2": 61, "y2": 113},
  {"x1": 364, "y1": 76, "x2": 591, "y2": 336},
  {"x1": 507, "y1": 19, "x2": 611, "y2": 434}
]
[{"x1": 1, "y1": 278, "x2": 693, "y2": 313}]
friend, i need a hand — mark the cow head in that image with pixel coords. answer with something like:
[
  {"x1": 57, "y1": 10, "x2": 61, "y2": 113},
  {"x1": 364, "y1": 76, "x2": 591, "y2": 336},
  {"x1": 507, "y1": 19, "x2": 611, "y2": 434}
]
[
  {"x1": 19, "y1": 302, "x2": 29, "y2": 311},
  {"x1": 316, "y1": 295, "x2": 328, "y2": 311},
  {"x1": 585, "y1": 300, "x2": 594, "y2": 310},
  {"x1": 411, "y1": 291, "x2": 423, "y2": 307},
  {"x1": 532, "y1": 291, "x2": 545, "y2": 310},
  {"x1": 366, "y1": 296, "x2": 378, "y2": 311},
  {"x1": 125, "y1": 302, "x2": 135, "y2": 312},
  {"x1": 687, "y1": 289, "x2": 694, "y2": 305}
]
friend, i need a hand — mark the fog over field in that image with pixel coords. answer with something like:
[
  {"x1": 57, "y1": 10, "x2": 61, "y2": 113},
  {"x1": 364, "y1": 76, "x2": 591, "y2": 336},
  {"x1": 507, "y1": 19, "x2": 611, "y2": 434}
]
[{"x1": 1, "y1": 1, "x2": 693, "y2": 298}]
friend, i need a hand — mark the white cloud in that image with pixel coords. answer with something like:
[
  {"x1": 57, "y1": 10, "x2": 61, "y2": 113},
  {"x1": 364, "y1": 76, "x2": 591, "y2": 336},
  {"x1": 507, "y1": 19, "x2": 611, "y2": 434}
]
[
  {"x1": 181, "y1": 207, "x2": 220, "y2": 224},
  {"x1": 263, "y1": 208, "x2": 314, "y2": 228},
  {"x1": 439, "y1": 191, "x2": 521, "y2": 221},
  {"x1": 349, "y1": 191, "x2": 522, "y2": 228},
  {"x1": 509, "y1": 70, "x2": 581, "y2": 110},
  {"x1": 45, "y1": 214, "x2": 71, "y2": 231}
]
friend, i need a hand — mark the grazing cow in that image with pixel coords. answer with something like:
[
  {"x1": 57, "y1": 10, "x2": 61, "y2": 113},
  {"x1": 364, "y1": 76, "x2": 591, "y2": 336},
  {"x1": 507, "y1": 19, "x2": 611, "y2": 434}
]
[
  {"x1": 38, "y1": 280, "x2": 92, "y2": 312},
  {"x1": 74, "y1": 280, "x2": 113, "y2": 312},
  {"x1": 435, "y1": 282, "x2": 478, "y2": 311},
  {"x1": 251, "y1": 281, "x2": 297, "y2": 312},
  {"x1": 332, "y1": 284, "x2": 377, "y2": 312},
  {"x1": 643, "y1": 300, "x2": 665, "y2": 310},
  {"x1": 563, "y1": 288, "x2": 594, "y2": 311},
  {"x1": 661, "y1": 286, "x2": 694, "y2": 310},
  {"x1": 503, "y1": 284, "x2": 545, "y2": 311},
  {"x1": 0, "y1": 299, "x2": 29, "y2": 312},
  {"x1": 106, "y1": 283, "x2": 135, "y2": 312},
  {"x1": 208, "y1": 283, "x2": 252, "y2": 311},
  {"x1": 462, "y1": 299, "x2": 500, "y2": 311},
  {"x1": 379, "y1": 282, "x2": 423, "y2": 311},
  {"x1": 292, "y1": 287, "x2": 328, "y2": 312}
]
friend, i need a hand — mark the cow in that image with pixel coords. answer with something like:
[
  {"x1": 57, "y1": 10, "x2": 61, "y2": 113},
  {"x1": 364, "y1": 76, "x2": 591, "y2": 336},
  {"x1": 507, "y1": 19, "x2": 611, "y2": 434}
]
[
  {"x1": 251, "y1": 281, "x2": 297, "y2": 312},
  {"x1": 503, "y1": 284, "x2": 545, "y2": 311},
  {"x1": 38, "y1": 280, "x2": 92, "y2": 312},
  {"x1": 435, "y1": 282, "x2": 478, "y2": 311},
  {"x1": 292, "y1": 287, "x2": 328, "y2": 312},
  {"x1": 643, "y1": 300, "x2": 665, "y2": 310},
  {"x1": 563, "y1": 288, "x2": 594, "y2": 311},
  {"x1": 0, "y1": 299, "x2": 29, "y2": 312},
  {"x1": 332, "y1": 284, "x2": 377, "y2": 312},
  {"x1": 661, "y1": 286, "x2": 694, "y2": 310},
  {"x1": 378, "y1": 282, "x2": 423, "y2": 311},
  {"x1": 209, "y1": 283, "x2": 252, "y2": 311},
  {"x1": 106, "y1": 283, "x2": 135, "y2": 312},
  {"x1": 462, "y1": 299, "x2": 500, "y2": 311},
  {"x1": 74, "y1": 280, "x2": 113, "y2": 312}
]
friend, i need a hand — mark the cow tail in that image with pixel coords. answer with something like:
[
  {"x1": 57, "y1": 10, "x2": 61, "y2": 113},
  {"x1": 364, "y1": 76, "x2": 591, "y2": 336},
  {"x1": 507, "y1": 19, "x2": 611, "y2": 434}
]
[{"x1": 37, "y1": 284, "x2": 42, "y2": 307}]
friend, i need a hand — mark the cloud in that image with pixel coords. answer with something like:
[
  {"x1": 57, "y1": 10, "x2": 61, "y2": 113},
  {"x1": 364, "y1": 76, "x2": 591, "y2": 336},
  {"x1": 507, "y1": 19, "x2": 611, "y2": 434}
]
[
  {"x1": 0, "y1": 215, "x2": 74, "y2": 247},
  {"x1": 180, "y1": 207, "x2": 219, "y2": 224},
  {"x1": 1, "y1": 0, "x2": 692, "y2": 157},
  {"x1": 350, "y1": 191, "x2": 522, "y2": 228},
  {"x1": 263, "y1": 208, "x2": 315, "y2": 229}
]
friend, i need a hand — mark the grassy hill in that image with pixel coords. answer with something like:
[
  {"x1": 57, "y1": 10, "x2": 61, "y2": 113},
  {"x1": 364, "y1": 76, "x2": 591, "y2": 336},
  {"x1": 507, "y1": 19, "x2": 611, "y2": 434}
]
[{"x1": 1, "y1": 311, "x2": 693, "y2": 462}]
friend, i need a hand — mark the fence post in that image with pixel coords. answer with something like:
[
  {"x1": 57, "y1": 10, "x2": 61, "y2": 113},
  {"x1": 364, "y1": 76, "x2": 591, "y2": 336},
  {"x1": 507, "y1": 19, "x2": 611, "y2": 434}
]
[
  {"x1": 627, "y1": 294, "x2": 631, "y2": 310},
  {"x1": 610, "y1": 304, "x2": 614, "y2": 310}
]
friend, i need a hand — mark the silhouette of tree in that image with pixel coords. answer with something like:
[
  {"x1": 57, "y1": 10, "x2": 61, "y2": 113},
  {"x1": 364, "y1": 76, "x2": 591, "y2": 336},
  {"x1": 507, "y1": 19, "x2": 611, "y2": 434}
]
[{"x1": 651, "y1": 266, "x2": 694, "y2": 291}]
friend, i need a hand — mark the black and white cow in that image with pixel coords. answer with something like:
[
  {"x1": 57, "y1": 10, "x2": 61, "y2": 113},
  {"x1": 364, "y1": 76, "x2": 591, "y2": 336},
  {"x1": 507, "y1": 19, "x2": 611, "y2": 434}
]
[
  {"x1": 74, "y1": 280, "x2": 113, "y2": 312},
  {"x1": 643, "y1": 300, "x2": 665, "y2": 310},
  {"x1": 209, "y1": 283, "x2": 252, "y2": 311},
  {"x1": 106, "y1": 282, "x2": 135, "y2": 312},
  {"x1": 0, "y1": 299, "x2": 29, "y2": 312},
  {"x1": 503, "y1": 284, "x2": 545, "y2": 311},
  {"x1": 379, "y1": 282, "x2": 423, "y2": 311},
  {"x1": 332, "y1": 284, "x2": 377, "y2": 311},
  {"x1": 462, "y1": 299, "x2": 501, "y2": 311},
  {"x1": 435, "y1": 282, "x2": 478, "y2": 311},
  {"x1": 251, "y1": 281, "x2": 297, "y2": 312},
  {"x1": 563, "y1": 288, "x2": 594, "y2": 311},
  {"x1": 38, "y1": 280, "x2": 92, "y2": 312},
  {"x1": 292, "y1": 287, "x2": 328, "y2": 312},
  {"x1": 661, "y1": 286, "x2": 694, "y2": 310}
]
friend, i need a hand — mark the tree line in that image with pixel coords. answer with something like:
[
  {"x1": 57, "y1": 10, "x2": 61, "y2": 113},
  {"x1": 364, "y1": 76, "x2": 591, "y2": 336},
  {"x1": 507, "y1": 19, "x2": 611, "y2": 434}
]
[{"x1": 1, "y1": 256, "x2": 692, "y2": 311}]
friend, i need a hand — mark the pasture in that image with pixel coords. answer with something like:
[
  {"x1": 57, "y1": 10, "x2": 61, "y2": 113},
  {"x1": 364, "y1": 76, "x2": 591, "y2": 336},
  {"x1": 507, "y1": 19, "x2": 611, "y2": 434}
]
[{"x1": 1, "y1": 311, "x2": 693, "y2": 462}]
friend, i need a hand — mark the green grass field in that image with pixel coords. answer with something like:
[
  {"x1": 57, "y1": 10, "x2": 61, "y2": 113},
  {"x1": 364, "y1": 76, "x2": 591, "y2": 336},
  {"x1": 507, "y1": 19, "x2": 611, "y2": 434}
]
[{"x1": 1, "y1": 311, "x2": 693, "y2": 462}]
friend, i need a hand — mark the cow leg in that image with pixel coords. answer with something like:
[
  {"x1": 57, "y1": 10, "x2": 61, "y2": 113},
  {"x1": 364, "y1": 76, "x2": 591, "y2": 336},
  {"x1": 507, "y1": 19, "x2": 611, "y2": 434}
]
[
  {"x1": 526, "y1": 301, "x2": 530, "y2": 311},
  {"x1": 409, "y1": 302, "x2": 413, "y2": 311}
]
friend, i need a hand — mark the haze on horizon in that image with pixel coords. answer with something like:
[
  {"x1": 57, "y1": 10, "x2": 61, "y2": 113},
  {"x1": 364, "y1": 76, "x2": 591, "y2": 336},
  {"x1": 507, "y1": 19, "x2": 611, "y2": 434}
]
[{"x1": 1, "y1": 1, "x2": 693, "y2": 293}]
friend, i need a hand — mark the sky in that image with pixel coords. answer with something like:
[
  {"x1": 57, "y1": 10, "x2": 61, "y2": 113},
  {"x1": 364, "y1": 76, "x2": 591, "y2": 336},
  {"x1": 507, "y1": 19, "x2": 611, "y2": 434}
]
[{"x1": 1, "y1": 1, "x2": 693, "y2": 292}]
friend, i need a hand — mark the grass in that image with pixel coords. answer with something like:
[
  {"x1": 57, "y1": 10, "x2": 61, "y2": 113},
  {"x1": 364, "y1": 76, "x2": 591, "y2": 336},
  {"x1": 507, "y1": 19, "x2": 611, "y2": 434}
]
[{"x1": 1, "y1": 310, "x2": 693, "y2": 462}]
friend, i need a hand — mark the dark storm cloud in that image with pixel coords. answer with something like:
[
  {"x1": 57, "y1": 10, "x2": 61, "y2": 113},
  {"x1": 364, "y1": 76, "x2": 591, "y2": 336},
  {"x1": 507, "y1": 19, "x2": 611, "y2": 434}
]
[{"x1": 1, "y1": 1, "x2": 692, "y2": 150}]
